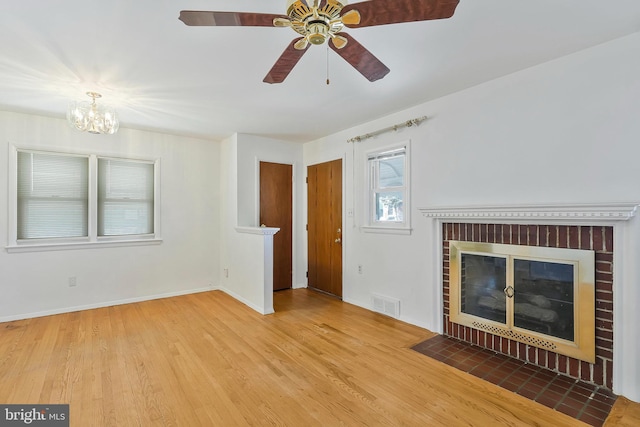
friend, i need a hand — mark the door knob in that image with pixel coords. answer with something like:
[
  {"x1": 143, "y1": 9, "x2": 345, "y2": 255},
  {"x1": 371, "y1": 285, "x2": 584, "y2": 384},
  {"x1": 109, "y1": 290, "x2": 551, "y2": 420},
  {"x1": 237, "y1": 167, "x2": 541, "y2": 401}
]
[{"x1": 335, "y1": 238, "x2": 341, "y2": 243}]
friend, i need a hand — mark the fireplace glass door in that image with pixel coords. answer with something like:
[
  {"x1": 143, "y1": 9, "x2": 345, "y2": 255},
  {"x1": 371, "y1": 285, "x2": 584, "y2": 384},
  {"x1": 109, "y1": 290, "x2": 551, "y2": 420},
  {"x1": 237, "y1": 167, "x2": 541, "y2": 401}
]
[
  {"x1": 513, "y1": 259, "x2": 574, "y2": 341},
  {"x1": 461, "y1": 254, "x2": 507, "y2": 324}
]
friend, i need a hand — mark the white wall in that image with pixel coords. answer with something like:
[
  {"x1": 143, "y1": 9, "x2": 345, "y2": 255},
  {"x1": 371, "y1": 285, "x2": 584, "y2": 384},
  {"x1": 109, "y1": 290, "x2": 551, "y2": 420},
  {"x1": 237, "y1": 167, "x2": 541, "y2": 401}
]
[
  {"x1": 303, "y1": 32, "x2": 640, "y2": 401},
  {"x1": 0, "y1": 111, "x2": 221, "y2": 320},
  {"x1": 235, "y1": 134, "x2": 305, "y2": 288},
  {"x1": 218, "y1": 134, "x2": 304, "y2": 314}
]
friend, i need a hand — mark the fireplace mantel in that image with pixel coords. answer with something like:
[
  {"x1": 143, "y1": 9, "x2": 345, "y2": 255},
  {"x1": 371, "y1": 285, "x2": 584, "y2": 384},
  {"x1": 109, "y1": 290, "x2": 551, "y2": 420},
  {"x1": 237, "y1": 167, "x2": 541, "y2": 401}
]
[{"x1": 419, "y1": 203, "x2": 638, "y2": 223}]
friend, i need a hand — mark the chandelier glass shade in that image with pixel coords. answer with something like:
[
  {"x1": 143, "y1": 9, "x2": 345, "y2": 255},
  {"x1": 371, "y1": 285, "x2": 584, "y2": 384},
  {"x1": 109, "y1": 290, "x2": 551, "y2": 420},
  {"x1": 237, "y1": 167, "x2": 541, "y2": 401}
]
[{"x1": 67, "y1": 92, "x2": 119, "y2": 135}]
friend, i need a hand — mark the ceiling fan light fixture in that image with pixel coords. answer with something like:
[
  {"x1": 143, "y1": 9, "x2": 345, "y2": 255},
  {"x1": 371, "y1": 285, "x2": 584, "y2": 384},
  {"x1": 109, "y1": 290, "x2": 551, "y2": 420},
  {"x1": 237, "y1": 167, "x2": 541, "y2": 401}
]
[
  {"x1": 294, "y1": 37, "x2": 309, "y2": 50},
  {"x1": 67, "y1": 91, "x2": 119, "y2": 135},
  {"x1": 273, "y1": 17, "x2": 291, "y2": 27},
  {"x1": 340, "y1": 9, "x2": 360, "y2": 26},
  {"x1": 307, "y1": 22, "x2": 329, "y2": 45},
  {"x1": 330, "y1": 34, "x2": 348, "y2": 49}
]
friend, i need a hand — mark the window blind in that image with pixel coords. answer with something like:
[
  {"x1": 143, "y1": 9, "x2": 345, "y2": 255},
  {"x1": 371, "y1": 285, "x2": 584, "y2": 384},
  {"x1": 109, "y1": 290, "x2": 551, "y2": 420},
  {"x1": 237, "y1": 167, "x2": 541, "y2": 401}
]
[
  {"x1": 98, "y1": 158, "x2": 154, "y2": 236},
  {"x1": 17, "y1": 151, "x2": 89, "y2": 239}
]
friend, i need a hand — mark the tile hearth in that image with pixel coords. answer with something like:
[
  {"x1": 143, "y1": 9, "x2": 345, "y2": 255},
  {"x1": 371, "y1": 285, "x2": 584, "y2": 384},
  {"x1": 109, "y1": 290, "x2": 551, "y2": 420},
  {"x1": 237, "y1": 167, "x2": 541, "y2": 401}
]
[{"x1": 412, "y1": 335, "x2": 617, "y2": 427}]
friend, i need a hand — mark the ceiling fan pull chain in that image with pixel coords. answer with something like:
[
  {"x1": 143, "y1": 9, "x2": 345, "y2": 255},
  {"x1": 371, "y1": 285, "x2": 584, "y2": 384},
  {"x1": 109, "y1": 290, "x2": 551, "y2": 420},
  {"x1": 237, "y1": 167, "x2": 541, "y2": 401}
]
[{"x1": 326, "y1": 46, "x2": 330, "y2": 85}]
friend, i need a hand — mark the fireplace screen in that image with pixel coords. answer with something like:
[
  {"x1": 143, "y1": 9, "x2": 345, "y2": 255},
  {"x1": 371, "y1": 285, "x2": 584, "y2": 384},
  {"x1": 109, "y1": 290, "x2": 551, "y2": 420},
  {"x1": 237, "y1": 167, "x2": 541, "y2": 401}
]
[{"x1": 451, "y1": 241, "x2": 595, "y2": 363}]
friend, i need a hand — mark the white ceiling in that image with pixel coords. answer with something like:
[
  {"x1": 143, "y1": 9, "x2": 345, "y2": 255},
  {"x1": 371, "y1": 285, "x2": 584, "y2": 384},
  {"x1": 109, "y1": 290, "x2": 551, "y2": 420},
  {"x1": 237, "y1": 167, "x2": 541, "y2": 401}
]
[{"x1": 1, "y1": 1, "x2": 639, "y2": 143}]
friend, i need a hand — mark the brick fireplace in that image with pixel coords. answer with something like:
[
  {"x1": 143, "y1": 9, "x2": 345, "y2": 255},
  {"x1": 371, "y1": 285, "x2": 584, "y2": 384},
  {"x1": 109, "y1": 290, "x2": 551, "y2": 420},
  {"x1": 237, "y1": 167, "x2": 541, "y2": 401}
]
[
  {"x1": 419, "y1": 203, "x2": 639, "y2": 396},
  {"x1": 442, "y1": 223, "x2": 612, "y2": 388}
]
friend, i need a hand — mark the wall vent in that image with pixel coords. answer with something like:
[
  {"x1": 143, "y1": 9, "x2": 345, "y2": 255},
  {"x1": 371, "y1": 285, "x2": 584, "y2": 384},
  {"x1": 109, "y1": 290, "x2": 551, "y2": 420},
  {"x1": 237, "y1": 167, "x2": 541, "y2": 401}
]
[{"x1": 372, "y1": 294, "x2": 400, "y2": 319}]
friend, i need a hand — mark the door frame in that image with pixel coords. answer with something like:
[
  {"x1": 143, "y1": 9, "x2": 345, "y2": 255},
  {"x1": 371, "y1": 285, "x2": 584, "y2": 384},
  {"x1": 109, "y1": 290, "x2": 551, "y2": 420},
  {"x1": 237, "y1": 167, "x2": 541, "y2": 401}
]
[{"x1": 255, "y1": 156, "x2": 297, "y2": 289}]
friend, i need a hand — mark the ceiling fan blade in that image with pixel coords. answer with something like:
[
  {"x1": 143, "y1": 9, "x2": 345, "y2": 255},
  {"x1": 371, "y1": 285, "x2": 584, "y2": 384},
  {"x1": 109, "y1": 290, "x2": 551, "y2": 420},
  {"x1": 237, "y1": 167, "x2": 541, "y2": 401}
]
[
  {"x1": 179, "y1": 11, "x2": 288, "y2": 27},
  {"x1": 341, "y1": 0, "x2": 459, "y2": 28},
  {"x1": 328, "y1": 33, "x2": 390, "y2": 82},
  {"x1": 263, "y1": 38, "x2": 311, "y2": 84}
]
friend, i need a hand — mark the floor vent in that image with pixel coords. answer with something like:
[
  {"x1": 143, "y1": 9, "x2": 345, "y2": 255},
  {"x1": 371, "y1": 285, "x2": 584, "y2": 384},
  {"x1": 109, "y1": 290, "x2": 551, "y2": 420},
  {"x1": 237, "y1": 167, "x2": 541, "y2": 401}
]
[{"x1": 372, "y1": 294, "x2": 400, "y2": 318}]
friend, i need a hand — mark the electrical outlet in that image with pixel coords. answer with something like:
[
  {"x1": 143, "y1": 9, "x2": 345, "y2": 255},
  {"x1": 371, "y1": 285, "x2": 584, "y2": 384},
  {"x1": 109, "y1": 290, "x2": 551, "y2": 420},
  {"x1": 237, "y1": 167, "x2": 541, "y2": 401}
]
[
  {"x1": 68, "y1": 276, "x2": 77, "y2": 287},
  {"x1": 224, "y1": 268, "x2": 229, "y2": 278},
  {"x1": 358, "y1": 265, "x2": 363, "y2": 274}
]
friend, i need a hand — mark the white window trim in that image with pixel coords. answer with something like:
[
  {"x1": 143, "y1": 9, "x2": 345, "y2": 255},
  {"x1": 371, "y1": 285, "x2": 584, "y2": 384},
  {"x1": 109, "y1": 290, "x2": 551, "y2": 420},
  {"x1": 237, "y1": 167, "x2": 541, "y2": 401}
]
[
  {"x1": 361, "y1": 141, "x2": 412, "y2": 235},
  {"x1": 6, "y1": 145, "x2": 162, "y2": 253}
]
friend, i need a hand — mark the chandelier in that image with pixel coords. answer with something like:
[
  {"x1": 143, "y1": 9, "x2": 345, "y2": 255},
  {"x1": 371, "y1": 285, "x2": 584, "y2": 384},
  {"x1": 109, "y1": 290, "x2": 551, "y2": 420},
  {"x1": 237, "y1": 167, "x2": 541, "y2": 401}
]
[{"x1": 67, "y1": 92, "x2": 119, "y2": 135}]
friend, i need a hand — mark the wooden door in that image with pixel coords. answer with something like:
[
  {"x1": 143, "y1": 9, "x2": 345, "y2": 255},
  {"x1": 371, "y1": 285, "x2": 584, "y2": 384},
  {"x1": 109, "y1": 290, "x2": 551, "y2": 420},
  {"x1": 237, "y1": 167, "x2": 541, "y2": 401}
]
[
  {"x1": 260, "y1": 161, "x2": 293, "y2": 291},
  {"x1": 307, "y1": 159, "x2": 342, "y2": 298}
]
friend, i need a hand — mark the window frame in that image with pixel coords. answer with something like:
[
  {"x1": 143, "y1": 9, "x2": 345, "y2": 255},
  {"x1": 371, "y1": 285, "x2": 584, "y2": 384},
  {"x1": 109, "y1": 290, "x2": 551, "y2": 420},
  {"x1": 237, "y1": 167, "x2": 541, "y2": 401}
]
[
  {"x1": 7, "y1": 145, "x2": 162, "y2": 253},
  {"x1": 362, "y1": 141, "x2": 412, "y2": 235}
]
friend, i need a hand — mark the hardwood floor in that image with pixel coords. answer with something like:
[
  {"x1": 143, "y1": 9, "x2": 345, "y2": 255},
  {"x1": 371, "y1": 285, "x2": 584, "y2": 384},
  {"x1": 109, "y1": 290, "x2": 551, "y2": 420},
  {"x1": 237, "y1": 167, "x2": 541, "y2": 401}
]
[{"x1": 0, "y1": 289, "x2": 638, "y2": 426}]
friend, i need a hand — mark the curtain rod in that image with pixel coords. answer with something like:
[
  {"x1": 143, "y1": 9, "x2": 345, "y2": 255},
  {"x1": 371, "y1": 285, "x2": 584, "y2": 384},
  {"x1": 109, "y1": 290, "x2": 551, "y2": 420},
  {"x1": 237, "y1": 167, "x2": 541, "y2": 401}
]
[{"x1": 346, "y1": 115, "x2": 428, "y2": 143}]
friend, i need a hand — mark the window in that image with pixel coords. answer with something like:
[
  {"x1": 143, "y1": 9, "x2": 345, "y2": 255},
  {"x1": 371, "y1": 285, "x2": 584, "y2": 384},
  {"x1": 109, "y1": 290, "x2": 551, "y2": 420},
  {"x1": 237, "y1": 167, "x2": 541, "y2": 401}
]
[
  {"x1": 365, "y1": 143, "x2": 411, "y2": 234},
  {"x1": 9, "y1": 147, "x2": 159, "y2": 251},
  {"x1": 17, "y1": 151, "x2": 89, "y2": 239},
  {"x1": 98, "y1": 158, "x2": 154, "y2": 236}
]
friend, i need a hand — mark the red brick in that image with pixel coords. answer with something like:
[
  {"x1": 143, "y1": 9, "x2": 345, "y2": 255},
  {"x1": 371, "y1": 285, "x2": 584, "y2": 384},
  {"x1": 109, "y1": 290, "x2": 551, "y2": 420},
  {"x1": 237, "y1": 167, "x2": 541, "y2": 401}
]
[
  {"x1": 509, "y1": 339, "x2": 518, "y2": 357},
  {"x1": 595, "y1": 293, "x2": 613, "y2": 306},
  {"x1": 539, "y1": 225, "x2": 549, "y2": 246},
  {"x1": 509, "y1": 225, "x2": 518, "y2": 244},
  {"x1": 558, "y1": 355, "x2": 568, "y2": 374},
  {"x1": 501, "y1": 337, "x2": 509, "y2": 354},
  {"x1": 581, "y1": 227, "x2": 592, "y2": 250},
  {"x1": 483, "y1": 224, "x2": 490, "y2": 242},
  {"x1": 597, "y1": 330, "x2": 613, "y2": 341},
  {"x1": 596, "y1": 348, "x2": 613, "y2": 360},
  {"x1": 478, "y1": 331, "x2": 486, "y2": 347},
  {"x1": 487, "y1": 224, "x2": 495, "y2": 243},
  {"x1": 568, "y1": 226, "x2": 580, "y2": 249},
  {"x1": 597, "y1": 319, "x2": 613, "y2": 330},
  {"x1": 596, "y1": 261, "x2": 612, "y2": 273},
  {"x1": 596, "y1": 282, "x2": 613, "y2": 293},
  {"x1": 495, "y1": 224, "x2": 504, "y2": 243},
  {"x1": 493, "y1": 335, "x2": 501, "y2": 352},
  {"x1": 472, "y1": 224, "x2": 479, "y2": 241},
  {"x1": 596, "y1": 338, "x2": 613, "y2": 351},
  {"x1": 596, "y1": 308, "x2": 613, "y2": 325},
  {"x1": 604, "y1": 227, "x2": 614, "y2": 252},
  {"x1": 596, "y1": 271, "x2": 613, "y2": 282},
  {"x1": 528, "y1": 346, "x2": 537, "y2": 363},
  {"x1": 606, "y1": 360, "x2": 613, "y2": 389},
  {"x1": 518, "y1": 342, "x2": 527, "y2": 361},
  {"x1": 537, "y1": 348, "x2": 548, "y2": 368},
  {"x1": 595, "y1": 252, "x2": 613, "y2": 263},
  {"x1": 593, "y1": 362, "x2": 604, "y2": 386},
  {"x1": 597, "y1": 301, "x2": 613, "y2": 311},
  {"x1": 569, "y1": 358, "x2": 580, "y2": 377},
  {"x1": 547, "y1": 351, "x2": 557, "y2": 370},
  {"x1": 581, "y1": 361, "x2": 592, "y2": 381},
  {"x1": 528, "y1": 225, "x2": 538, "y2": 245},
  {"x1": 518, "y1": 225, "x2": 528, "y2": 246},
  {"x1": 548, "y1": 226, "x2": 558, "y2": 247},
  {"x1": 558, "y1": 227, "x2": 568, "y2": 248},
  {"x1": 593, "y1": 227, "x2": 604, "y2": 251}
]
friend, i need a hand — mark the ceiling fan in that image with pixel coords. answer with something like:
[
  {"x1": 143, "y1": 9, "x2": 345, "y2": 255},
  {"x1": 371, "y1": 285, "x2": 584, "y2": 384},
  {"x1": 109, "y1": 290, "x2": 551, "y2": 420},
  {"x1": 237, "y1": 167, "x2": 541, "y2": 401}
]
[{"x1": 179, "y1": 0, "x2": 460, "y2": 84}]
